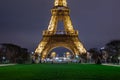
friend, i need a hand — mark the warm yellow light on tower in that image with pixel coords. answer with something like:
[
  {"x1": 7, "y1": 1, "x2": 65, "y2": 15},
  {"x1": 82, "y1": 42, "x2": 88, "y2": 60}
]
[{"x1": 54, "y1": 0, "x2": 67, "y2": 7}]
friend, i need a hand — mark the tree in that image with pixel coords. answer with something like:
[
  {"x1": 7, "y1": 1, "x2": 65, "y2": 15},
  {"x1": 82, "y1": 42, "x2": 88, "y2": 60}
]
[
  {"x1": 105, "y1": 40, "x2": 120, "y2": 64},
  {"x1": 88, "y1": 48, "x2": 102, "y2": 64},
  {"x1": 106, "y1": 40, "x2": 120, "y2": 55},
  {"x1": 0, "y1": 43, "x2": 30, "y2": 64}
]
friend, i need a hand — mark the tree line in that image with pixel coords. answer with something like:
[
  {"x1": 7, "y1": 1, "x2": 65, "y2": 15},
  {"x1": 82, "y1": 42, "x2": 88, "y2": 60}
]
[
  {"x1": 88, "y1": 40, "x2": 120, "y2": 64},
  {"x1": 0, "y1": 43, "x2": 30, "y2": 64}
]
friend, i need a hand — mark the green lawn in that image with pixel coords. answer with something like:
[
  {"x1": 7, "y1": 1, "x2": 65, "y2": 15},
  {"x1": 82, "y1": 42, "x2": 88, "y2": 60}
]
[{"x1": 0, "y1": 63, "x2": 120, "y2": 80}]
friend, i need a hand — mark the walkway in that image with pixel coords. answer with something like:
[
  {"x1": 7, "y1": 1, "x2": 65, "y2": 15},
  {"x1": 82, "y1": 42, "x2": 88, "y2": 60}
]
[
  {"x1": 0, "y1": 63, "x2": 120, "y2": 67},
  {"x1": 102, "y1": 64, "x2": 120, "y2": 67},
  {"x1": 0, "y1": 64, "x2": 16, "y2": 67}
]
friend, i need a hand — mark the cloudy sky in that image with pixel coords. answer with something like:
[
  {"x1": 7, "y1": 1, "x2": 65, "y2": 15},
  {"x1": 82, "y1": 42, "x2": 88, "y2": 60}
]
[{"x1": 0, "y1": 0, "x2": 120, "y2": 51}]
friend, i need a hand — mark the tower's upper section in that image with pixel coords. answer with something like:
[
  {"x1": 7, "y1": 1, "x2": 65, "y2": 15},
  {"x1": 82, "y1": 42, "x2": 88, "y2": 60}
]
[{"x1": 54, "y1": 0, "x2": 67, "y2": 7}]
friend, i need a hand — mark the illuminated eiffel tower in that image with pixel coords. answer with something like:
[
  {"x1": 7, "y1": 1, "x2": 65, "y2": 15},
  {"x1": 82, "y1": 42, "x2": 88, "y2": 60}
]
[{"x1": 34, "y1": 0, "x2": 86, "y2": 61}]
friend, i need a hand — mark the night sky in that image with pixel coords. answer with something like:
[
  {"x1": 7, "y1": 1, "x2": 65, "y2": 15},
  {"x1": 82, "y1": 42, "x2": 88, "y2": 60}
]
[{"x1": 0, "y1": 0, "x2": 120, "y2": 52}]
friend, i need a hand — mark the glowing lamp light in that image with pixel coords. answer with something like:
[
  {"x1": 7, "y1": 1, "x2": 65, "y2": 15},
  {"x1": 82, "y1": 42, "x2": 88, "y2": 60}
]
[
  {"x1": 76, "y1": 55, "x2": 79, "y2": 58},
  {"x1": 55, "y1": 57, "x2": 59, "y2": 60},
  {"x1": 64, "y1": 57, "x2": 67, "y2": 60}
]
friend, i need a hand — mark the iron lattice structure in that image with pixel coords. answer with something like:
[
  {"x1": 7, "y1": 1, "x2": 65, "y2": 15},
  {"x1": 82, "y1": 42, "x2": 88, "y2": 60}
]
[{"x1": 34, "y1": 0, "x2": 86, "y2": 60}]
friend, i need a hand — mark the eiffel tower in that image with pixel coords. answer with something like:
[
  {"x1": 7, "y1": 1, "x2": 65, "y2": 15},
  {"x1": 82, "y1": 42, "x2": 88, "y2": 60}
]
[{"x1": 34, "y1": 0, "x2": 86, "y2": 61}]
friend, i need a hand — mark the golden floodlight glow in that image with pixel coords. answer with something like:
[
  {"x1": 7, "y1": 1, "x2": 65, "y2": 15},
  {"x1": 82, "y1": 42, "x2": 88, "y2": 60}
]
[
  {"x1": 51, "y1": 52, "x2": 56, "y2": 58},
  {"x1": 54, "y1": 0, "x2": 67, "y2": 7},
  {"x1": 34, "y1": 0, "x2": 86, "y2": 60},
  {"x1": 66, "y1": 52, "x2": 71, "y2": 58}
]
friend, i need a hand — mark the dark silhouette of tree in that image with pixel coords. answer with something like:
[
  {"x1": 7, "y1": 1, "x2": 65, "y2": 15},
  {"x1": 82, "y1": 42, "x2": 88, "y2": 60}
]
[
  {"x1": 0, "y1": 43, "x2": 30, "y2": 64},
  {"x1": 105, "y1": 40, "x2": 120, "y2": 64},
  {"x1": 88, "y1": 48, "x2": 102, "y2": 64},
  {"x1": 106, "y1": 40, "x2": 120, "y2": 54}
]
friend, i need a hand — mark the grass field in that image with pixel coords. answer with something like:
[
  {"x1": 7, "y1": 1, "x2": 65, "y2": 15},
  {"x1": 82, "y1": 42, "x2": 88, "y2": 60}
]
[{"x1": 0, "y1": 63, "x2": 120, "y2": 80}]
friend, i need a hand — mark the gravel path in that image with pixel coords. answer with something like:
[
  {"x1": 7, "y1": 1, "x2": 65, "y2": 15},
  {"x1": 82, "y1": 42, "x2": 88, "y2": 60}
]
[
  {"x1": 0, "y1": 64, "x2": 16, "y2": 67},
  {"x1": 102, "y1": 64, "x2": 120, "y2": 67}
]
